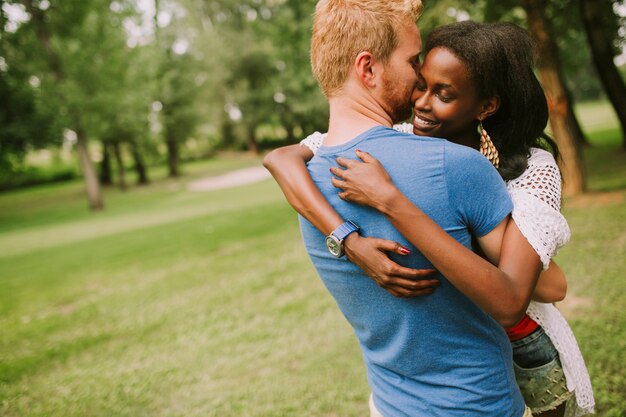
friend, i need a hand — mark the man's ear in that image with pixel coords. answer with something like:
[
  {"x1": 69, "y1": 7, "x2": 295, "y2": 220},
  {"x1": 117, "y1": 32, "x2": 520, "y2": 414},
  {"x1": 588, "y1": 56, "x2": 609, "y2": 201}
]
[
  {"x1": 354, "y1": 51, "x2": 379, "y2": 88},
  {"x1": 478, "y1": 96, "x2": 501, "y2": 120}
]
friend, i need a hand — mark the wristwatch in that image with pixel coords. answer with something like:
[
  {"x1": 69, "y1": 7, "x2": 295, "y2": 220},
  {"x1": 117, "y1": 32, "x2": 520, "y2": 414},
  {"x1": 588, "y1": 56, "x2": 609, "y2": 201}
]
[{"x1": 325, "y1": 220, "x2": 360, "y2": 258}]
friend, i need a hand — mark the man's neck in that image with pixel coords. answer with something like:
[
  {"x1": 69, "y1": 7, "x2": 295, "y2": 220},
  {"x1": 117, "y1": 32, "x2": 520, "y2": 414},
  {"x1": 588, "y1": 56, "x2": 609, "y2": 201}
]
[{"x1": 325, "y1": 93, "x2": 394, "y2": 147}]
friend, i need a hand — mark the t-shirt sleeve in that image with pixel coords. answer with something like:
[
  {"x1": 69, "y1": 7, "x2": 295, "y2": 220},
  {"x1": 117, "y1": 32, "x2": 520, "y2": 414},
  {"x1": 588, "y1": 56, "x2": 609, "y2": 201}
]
[
  {"x1": 300, "y1": 131, "x2": 326, "y2": 154},
  {"x1": 445, "y1": 143, "x2": 512, "y2": 237}
]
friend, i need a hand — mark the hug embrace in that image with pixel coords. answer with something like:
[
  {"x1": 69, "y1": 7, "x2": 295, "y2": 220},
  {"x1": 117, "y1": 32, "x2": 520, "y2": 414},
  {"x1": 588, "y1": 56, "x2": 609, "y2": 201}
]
[{"x1": 264, "y1": 1, "x2": 595, "y2": 416}]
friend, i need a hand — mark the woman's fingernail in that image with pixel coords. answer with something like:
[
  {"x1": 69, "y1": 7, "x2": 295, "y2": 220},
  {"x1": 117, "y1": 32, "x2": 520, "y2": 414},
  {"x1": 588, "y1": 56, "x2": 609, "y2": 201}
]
[
  {"x1": 356, "y1": 149, "x2": 362, "y2": 153},
  {"x1": 399, "y1": 247, "x2": 411, "y2": 255},
  {"x1": 329, "y1": 168, "x2": 333, "y2": 173}
]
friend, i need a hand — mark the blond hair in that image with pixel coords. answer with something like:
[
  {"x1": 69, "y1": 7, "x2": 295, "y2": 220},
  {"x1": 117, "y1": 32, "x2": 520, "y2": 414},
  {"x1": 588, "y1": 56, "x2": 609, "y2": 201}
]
[{"x1": 311, "y1": 0, "x2": 423, "y2": 97}]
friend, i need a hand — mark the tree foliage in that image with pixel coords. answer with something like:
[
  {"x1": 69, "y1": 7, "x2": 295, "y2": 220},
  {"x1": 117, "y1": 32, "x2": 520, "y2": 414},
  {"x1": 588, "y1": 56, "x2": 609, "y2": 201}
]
[
  {"x1": 0, "y1": 0, "x2": 625, "y2": 199},
  {"x1": 0, "y1": 60, "x2": 61, "y2": 170},
  {"x1": 0, "y1": 1, "x2": 62, "y2": 170}
]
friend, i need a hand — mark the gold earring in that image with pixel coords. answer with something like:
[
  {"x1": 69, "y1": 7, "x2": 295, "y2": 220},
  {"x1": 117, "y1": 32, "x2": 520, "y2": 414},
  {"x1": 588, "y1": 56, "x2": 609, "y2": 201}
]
[{"x1": 479, "y1": 121, "x2": 499, "y2": 168}]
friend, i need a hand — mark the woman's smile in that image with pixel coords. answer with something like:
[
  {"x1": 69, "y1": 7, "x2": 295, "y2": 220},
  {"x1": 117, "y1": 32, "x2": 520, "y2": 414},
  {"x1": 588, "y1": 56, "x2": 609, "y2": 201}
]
[{"x1": 413, "y1": 114, "x2": 438, "y2": 131}]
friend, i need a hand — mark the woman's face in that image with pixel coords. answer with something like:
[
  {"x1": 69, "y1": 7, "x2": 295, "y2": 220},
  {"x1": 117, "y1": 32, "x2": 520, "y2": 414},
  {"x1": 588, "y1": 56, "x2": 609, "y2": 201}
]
[{"x1": 411, "y1": 47, "x2": 487, "y2": 146}]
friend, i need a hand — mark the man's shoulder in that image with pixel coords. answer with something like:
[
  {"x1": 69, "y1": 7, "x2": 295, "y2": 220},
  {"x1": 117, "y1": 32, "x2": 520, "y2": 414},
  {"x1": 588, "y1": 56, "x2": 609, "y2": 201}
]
[
  {"x1": 362, "y1": 129, "x2": 447, "y2": 151},
  {"x1": 441, "y1": 141, "x2": 496, "y2": 172},
  {"x1": 440, "y1": 139, "x2": 482, "y2": 157},
  {"x1": 365, "y1": 126, "x2": 420, "y2": 141}
]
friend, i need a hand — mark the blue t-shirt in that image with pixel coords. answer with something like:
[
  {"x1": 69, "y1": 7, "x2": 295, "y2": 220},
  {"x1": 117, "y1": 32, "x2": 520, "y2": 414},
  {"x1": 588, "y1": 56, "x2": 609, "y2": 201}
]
[{"x1": 299, "y1": 126, "x2": 524, "y2": 417}]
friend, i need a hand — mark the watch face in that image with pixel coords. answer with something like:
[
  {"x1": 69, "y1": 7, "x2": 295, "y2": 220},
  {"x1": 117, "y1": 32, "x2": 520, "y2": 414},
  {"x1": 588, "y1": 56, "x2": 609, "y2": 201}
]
[{"x1": 325, "y1": 236, "x2": 342, "y2": 257}]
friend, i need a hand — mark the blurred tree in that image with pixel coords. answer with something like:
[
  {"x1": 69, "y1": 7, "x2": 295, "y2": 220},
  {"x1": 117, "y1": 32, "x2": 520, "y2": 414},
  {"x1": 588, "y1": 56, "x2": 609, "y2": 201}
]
[
  {"x1": 190, "y1": 0, "x2": 329, "y2": 152},
  {"x1": 264, "y1": 0, "x2": 328, "y2": 143},
  {"x1": 127, "y1": 46, "x2": 158, "y2": 186},
  {"x1": 421, "y1": 0, "x2": 478, "y2": 32},
  {"x1": 82, "y1": 3, "x2": 155, "y2": 188},
  {"x1": 547, "y1": 0, "x2": 605, "y2": 102},
  {"x1": 160, "y1": 51, "x2": 201, "y2": 175},
  {"x1": 0, "y1": 58, "x2": 61, "y2": 172},
  {"x1": 99, "y1": 140, "x2": 113, "y2": 185},
  {"x1": 579, "y1": 0, "x2": 626, "y2": 148},
  {"x1": 522, "y1": 0, "x2": 587, "y2": 195},
  {"x1": 193, "y1": 0, "x2": 280, "y2": 153},
  {"x1": 227, "y1": 47, "x2": 278, "y2": 154},
  {"x1": 112, "y1": 140, "x2": 127, "y2": 190},
  {"x1": 0, "y1": 2, "x2": 60, "y2": 171},
  {"x1": 16, "y1": 0, "x2": 111, "y2": 210},
  {"x1": 3, "y1": 0, "x2": 156, "y2": 201},
  {"x1": 481, "y1": 1, "x2": 585, "y2": 100},
  {"x1": 93, "y1": 40, "x2": 155, "y2": 187},
  {"x1": 2, "y1": 0, "x2": 621, "y2": 196},
  {"x1": 153, "y1": 0, "x2": 203, "y2": 176}
]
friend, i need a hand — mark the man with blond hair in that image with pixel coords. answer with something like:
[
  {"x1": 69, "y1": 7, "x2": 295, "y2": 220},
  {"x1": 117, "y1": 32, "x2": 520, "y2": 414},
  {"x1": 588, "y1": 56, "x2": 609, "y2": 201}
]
[{"x1": 295, "y1": 0, "x2": 529, "y2": 416}]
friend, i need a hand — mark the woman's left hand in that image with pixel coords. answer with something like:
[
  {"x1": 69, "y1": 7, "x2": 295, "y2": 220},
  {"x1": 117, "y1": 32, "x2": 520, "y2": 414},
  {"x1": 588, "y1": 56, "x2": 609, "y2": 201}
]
[{"x1": 330, "y1": 150, "x2": 399, "y2": 211}]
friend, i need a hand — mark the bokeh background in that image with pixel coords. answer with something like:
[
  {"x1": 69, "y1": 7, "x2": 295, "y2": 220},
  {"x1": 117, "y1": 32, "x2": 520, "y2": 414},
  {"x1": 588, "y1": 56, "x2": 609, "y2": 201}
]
[{"x1": 1, "y1": 1, "x2": 625, "y2": 416}]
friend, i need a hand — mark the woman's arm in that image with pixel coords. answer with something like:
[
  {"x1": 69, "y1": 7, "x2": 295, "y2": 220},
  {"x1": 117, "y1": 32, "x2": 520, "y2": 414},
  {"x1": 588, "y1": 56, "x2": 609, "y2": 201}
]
[
  {"x1": 263, "y1": 145, "x2": 438, "y2": 297},
  {"x1": 385, "y1": 190, "x2": 539, "y2": 326},
  {"x1": 533, "y1": 260, "x2": 567, "y2": 302},
  {"x1": 263, "y1": 144, "x2": 341, "y2": 235},
  {"x1": 332, "y1": 150, "x2": 543, "y2": 327},
  {"x1": 506, "y1": 149, "x2": 570, "y2": 304}
]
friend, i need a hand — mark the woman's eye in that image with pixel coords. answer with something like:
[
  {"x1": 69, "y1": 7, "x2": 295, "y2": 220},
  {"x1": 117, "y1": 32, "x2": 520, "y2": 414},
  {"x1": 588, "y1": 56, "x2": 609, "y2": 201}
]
[{"x1": 436, "y1": 93, "x2": 452, "y2": 103}]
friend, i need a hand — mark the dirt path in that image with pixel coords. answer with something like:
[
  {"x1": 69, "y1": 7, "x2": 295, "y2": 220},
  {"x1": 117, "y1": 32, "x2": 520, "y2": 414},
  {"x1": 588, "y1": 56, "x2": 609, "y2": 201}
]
[{"x1": 186, "y1": 166, "x2": 271, "y2": 192}]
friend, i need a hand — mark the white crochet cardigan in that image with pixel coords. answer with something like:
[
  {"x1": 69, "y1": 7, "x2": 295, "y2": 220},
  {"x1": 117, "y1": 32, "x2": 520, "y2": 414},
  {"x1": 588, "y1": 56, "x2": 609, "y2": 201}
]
[{"x1": 300, "y1": 126, "x2": 594, "y2": 417}]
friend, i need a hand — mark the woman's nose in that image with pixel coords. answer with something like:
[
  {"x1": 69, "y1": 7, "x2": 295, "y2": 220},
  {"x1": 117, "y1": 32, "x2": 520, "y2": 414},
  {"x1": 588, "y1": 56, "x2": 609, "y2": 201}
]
[{"x1": 412, "y1": 90, "x2": 430, "y2": 111}]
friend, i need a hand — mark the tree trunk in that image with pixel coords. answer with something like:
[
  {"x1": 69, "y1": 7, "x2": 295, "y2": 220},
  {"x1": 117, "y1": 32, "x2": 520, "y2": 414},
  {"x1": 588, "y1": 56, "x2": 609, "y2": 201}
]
[
  {"x1": 25, "y1": 0, "x2": 104, "y2": 209},
  {"x1": 166, "y1": 131, "x2": 180, "y2": 177},
  {"x1": 522, "y1": 0, "x2": 586, "y2": 196},
  {"x1": 76, "y1": 127, "x2": 104, "y2": 210},
  {"x1": 246, "y1": 125, "x2": 260, "y2": 154},
  {"x1": 579, "y1": 0, "x2": 626, "y2": 149},
  {"x1": 285, "y1": 123, "x2": 296, "y2": 145},
  {"x1": 131, "y1": 142, "x2": 149, "y2": 185},
  {"x1": 100, "y1": 141, "x2": 113, "y2": 185},
  {"x1": 112, "y1": 142, "x2": 127, "y2": 190},
  {"x1": 220, "y1": 119, "x2": 235, "y2": 148}
]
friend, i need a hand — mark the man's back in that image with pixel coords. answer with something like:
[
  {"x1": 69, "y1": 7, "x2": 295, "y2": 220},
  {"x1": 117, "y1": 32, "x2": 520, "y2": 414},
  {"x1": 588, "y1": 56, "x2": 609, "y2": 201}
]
[{"x1": 299, "y1": 126, "x2": 525, "y2": 417}]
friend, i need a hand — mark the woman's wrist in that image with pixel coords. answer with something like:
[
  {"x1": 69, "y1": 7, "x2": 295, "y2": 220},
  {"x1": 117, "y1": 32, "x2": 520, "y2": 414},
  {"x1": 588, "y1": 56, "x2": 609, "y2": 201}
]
[
  {"x1": 343, "y1": 232, "x2": 364, "y2": 263},
  {"x1": 374, "y1": 185, "x2": 403, "y2": 215}
]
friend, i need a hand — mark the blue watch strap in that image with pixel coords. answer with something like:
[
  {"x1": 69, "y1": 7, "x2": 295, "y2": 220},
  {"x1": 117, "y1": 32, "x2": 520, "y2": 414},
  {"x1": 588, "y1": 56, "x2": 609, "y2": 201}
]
[{"x1": 331, "y1": 220, "x2": 360, "y2": 240}]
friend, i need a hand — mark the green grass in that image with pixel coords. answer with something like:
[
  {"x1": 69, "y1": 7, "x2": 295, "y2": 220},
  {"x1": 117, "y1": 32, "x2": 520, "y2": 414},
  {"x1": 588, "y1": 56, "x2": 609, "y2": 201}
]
[
  {"x1": 0, "y1": 154, "x2": 369, "y2": 417},
  {"x1": 1, "y1": 109, "x2": 625, "y2": 416},
  {"x1": 574, "y1": 101, "x2": 620, "y2": 139}
]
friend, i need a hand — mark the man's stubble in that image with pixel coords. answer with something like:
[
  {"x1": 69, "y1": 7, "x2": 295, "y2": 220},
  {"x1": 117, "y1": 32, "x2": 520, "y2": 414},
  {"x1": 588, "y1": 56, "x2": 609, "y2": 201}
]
[{"x1": 380, "y1": 63, "x2": 415, "y2": 124}]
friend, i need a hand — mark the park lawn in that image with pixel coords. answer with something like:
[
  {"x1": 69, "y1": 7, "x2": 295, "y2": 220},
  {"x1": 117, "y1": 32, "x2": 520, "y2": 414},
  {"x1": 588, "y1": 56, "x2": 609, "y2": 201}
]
[
  {"x1": 1, "y1": 125, "x2": 625, "y2": 416},
  {"x1": 0, "y1": 154, "x2": 368, "y2": 417}
]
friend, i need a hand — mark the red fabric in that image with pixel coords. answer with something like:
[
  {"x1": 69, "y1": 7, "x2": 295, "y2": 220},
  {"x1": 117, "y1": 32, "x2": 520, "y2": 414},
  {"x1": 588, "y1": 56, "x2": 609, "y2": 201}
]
[{"x1": 506, "y1": 314, "x2": 539, "y2": 341}]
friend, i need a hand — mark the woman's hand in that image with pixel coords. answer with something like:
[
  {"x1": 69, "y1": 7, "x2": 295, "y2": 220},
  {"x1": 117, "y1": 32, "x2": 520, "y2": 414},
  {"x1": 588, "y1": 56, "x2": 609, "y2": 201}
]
[
  {"x1": 330, "y1": 150, "x2": 400, "y2": 211},
  {"x1": 344, "y1": 233, "x2": 439, "y2": 298}
]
